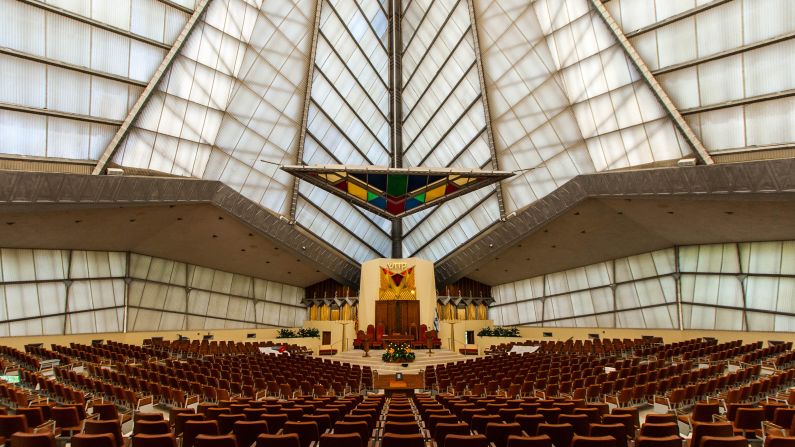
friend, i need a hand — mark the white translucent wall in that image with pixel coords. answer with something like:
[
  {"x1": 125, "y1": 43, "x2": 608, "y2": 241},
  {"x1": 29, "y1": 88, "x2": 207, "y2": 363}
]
[
  {"x1": 0, "y1": 248, "x2": 305, "y2": 337},
  {"x1": 114, "y1": 0, "x2": 315, "y2": 216},
  {"x1": 399, "y1": 0, "x2": 501, "y2": 260},
  {"x1": 0, "y1": 0, "x2": 191, "y2": 159},
  {"x1": 297, "y1": 0, "x2": 393, "y2": 262},
  {"x1": 490, "y1": 241, "x2": 795, "y2": 331},
  {"x1": 608, "y1": 0, "x2": 795, "y2": 154},
  {"x1": 405, "y1": 0, "x2": 694, "y2": 262}
]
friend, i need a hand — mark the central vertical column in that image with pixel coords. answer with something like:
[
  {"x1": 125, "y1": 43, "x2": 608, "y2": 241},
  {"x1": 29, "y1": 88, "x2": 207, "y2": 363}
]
[{"x1": 389, "y1": 0, "x2": 404, "y2": 257}]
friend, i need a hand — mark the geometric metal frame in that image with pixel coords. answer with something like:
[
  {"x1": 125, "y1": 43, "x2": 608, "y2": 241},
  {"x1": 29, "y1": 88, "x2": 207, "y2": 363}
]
[{"x1": 281, "y1": 164, "x2": 513, "y2": 219}]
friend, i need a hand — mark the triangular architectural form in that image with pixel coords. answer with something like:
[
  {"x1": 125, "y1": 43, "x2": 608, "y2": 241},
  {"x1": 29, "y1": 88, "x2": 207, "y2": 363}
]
[{"x1": 282, "y1": 165, "x2": 513, "y2": 218}]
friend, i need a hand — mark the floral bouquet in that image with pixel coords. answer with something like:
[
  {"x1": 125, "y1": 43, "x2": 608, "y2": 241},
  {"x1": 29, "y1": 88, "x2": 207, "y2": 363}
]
[{"x1": 382, "y1": 342, "x2": 416, "y2": 363}]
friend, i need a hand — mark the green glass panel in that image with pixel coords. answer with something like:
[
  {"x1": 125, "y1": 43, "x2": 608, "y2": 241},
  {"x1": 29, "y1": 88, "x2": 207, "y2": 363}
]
[
  {"x1": 367, "y1": 191, "x2": 379, "y2": 202},
  {"x1": 386, "y1": 174, "x2": 408, "y2": 197},
  {"x1": 414, "y1": 193, "x2": 426, "y2": 203}
]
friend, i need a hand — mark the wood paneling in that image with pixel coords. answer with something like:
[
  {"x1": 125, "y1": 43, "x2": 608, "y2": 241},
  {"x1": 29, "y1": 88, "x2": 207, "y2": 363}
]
[{"x1": 375, "y1": 300, "x2": 420, "y2": 337}]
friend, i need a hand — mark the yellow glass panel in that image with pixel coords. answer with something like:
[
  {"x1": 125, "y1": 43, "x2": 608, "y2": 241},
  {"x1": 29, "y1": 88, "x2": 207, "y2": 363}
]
[
  {"x1": 453, "y1": 176, "x2": 475, "y2": 186},
  {"x1": 320, "y1": 173, "x2": 342, "y2": 183},
  {"x1": 347, "y1": 182, "x2": 368, "y2": 201},
  {"x1": 330, "y1": 308, "x2": 341, "y2": 321},
  {"x1": 426, "y1": 184, "x2": 446, "y2": 201}
]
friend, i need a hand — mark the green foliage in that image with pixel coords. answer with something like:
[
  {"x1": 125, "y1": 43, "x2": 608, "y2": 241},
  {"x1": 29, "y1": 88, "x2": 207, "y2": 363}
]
[
  {"x1": 277, "y1": 327, "x2": 320, "y2": 338},
  {"x1": 277, "y1": 328, "x2": 296, "y2": 338},
  {"x1": 297, "y1": 327, "x2": 320, "y2": 338},
  {"x1": 382, "y1": 342, "x2": 416, "y2": 363},
  {"x1": 477, "y1": 326, "x2": 520, "y2": 337}
]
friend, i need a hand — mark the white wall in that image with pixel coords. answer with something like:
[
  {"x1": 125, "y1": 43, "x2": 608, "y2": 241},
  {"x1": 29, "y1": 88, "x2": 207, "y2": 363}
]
[
  {"x1": 490, "y1": 241, "x2": 795, "y2": 332},
  {"x1": 0, "y1": 248, "x2": 306, "y2": 337}
]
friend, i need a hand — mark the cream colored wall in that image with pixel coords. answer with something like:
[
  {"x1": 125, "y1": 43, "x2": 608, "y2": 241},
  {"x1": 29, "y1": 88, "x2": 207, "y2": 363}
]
[
  {"x1": 513, "y1": 327, "x2": 795, "y2": 345},
  {"x1": 358, "y1": 258, "x2": 437, "y2": 331},
  {"x1": 306, "y1": 320, "x2": 355, "y2": 352},
  {"x1": 438, "y1": 319, "x2": 493, "y2": 352}
]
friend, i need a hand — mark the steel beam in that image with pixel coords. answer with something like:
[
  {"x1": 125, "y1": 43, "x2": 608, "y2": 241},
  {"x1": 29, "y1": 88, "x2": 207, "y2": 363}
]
[
  {"x1": 19, "y1": 0, "x2": 171, "y2": 50},
  {"x1": 625, "y1": 0, "x2": 733, "y2": 38},
  {"x1": 465, "y1": 0, "x2": 506, "y2": 217},
  {"x1": 589, "y1": 0, "x2": 714, "y2": 165},
  {"x1": 92, "y1": 0, "x2": 212, "y2": 175},
  {"x1": 681, "y1": 88, "x2": 795, "y2": 115},
  {"x1": 389, "y1": 0, "x2": 403, "y2": 256},
  {"x1": 0, "y1": 102, "x2": 123, "y2": 126},
  {"x1": 0, "y1": 47, "x2": 148, "y2": 87},
  {"x1": 653, "y1": 31, "x2": 795, "y2": 76},
  {"x1": 156, "y1": 0, "x2": 194, "y2": 14},
  {"x1": 402, "y1": 0, "x2": 464, "y2": 92},
  {"x1": 290, "y1": 0, "x2": 327, "y2": 222}
]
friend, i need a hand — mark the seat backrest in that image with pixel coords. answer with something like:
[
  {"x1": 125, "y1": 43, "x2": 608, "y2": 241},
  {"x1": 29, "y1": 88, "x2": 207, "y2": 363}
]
[
  {"x1": 765, "y1": 436, "x2": 795, "y2": 447},
  {"x1": 10, "y1": 432, "x2": 55, "y2": 447},
  {"x1": 734, "y1": 408, "x2": 764, "y2": 430},
  {"x1": 445, "y1": 434, "x2": 489, "y2": 447},
  {"x1": 281, "y1": 421, "x2": 318, "y2": 447},
  {"x1": 255, "y1": 433, "x2": 300, "y2": 447},
  {"x1": 260, "y1": 414, "x2": 288, "y2": 434},
  {"x1": 131, "y1": 433, "x2": 178, "y2": 447},
  {"x1": 471, "y1": 415, "x2": 501, "y2": 434},
  {"x1": 691, "y1": 422, "x2": 733, "y2": 447},
  {"x1": 572, "y1": 435, "x2": 618, "y2": 447},
  {"x1": 52, "y1": 407, "x2": 80, "y2": 428},
  {"x1": 504, "y1": 435, "x2": 552, "y2": 447},
  {"x1": 699, "y1": 436, "x2": 748, "y2": 447},
  {"x1": 691, "y1": 403, "x2": 720, "y2": 423},
  {"x1": 639, "y1": 423, "x2": 679, "y2": 438},
  {"x1": 644, "y1": 414, "x2": 677, "y2": 425},
  {"x1": 559, "y1": 414, "x2": 590, "y2": 436},
  {"x1": 183, "y1": 420, "x2": 221, "y2": 447},
  {"x1": 537, "y1": 423, "x2": 575, "y2": 447},
  {"x1": 332, "y1": 421, "x2": 368, "y2": 447},
  {"x1": 319, "y1": 433, "x2": 360, "y2": 447},
  {"x1": 70, "y1": 433, "x2": 115, "y2": 447},
  {"x1": 383, "y1": 421, "x2": 420, "y2": 435},
  {"x1": 133, "y1": 420, "x2": 170, "y2": 435},
  {"x1": 194, "y1": 434, "x2": 237, "y2": 447},
  {"x1": 175, "y1": 414, "x2": 206, "y2": 436},
  {"x1": 589, "y1": 424, "x2": 628, "y2": 447},
  {"x1": 636, "y1": 435, "x2": 682, "y2": 447},
  {"x1": 515, "y1": 414, "x2": 545, "y2": 436},
  {"x1": 434, "y1": 423, "x2": 471, "y2": 447},
  {"x1": 232, "y1": 420, "x2": 268, "y2": 447},
  {"x1": 15, "y1": 408, "x2": 44, "y2": 427},
  {"x1": 485, "y1": 422, "x2": 524, "y2": 447},
  {"x1": 380, "y1": 433, "x2": 424, "y2": 447},
  {"x1": 84, "y1": 419, "x2": 123, "y2": 447}
]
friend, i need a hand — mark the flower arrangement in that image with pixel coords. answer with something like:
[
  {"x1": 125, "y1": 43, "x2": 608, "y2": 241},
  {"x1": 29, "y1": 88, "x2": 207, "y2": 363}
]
[
  {"x1": 477, "y1": 326, "x2": 520, "y2": 337},
  {"x1": 277, "y1": 328, "x2": 320, "y2": 338},
  {"x1": 382, "y1": 342, "x2": 416, "y2": 363}
]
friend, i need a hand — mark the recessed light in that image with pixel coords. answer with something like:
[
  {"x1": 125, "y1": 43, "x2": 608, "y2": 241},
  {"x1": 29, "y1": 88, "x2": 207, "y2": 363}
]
[
  {"x1": 495, "y1": 257, "x2": 499, "y2": 261},
  {"x1": 551, "y1": 245, "x2": 556, "y2": 248},
  {"x1": 274, "y1": 247, "x2": 279, "y2": 250},
  {"x1": 177, "y1": 217, "x2": 182, "y2": 221},
  {"x1": 296, "y1": 259, "x2": 301, "y2": 262},
  {"x1": 725, "y1": 211, "x2": 734, "y2": 215},
  {"x1": 525, "y1": 258, "x2": 530, "y2": 261},
  {"x1": 315, "y1": 270, "x2": 320, "y2": 273},
  {"x1": 248, "y1": 233, "x2": 253, "y2": 237},
  {"x1": 543, "y1": 229, "x2": 548, "y2": 233},
  {"x1": 74, "y1": 220, "x2": 82, "y2": 223},
  {"x1": 617, "y1": 211, "x2": 623, "y2": 215},
  {"x1": 266, "y1": 261, "x2": 270, "y2": 264},
  {"x1": 574, "y1": 212, "x2": 580, "y2": 216},
  {"x1": 287, "y1": 272, "x2": 291, "y2": 274},
  {"x1": 5, "y1": 222, "x2": 14, "y2": 226},
  {"x1": 212, "y1": 234, "x2": 218, "y2": 238},
  {"x1": 169, "y1": 205, "x2": 175, "y2": 208},
  {"x1": 580, "y1": 230, "x2": 586, "y2": 234},
  {"x1": 129, "y1": 219, "x2": 136, "y2": 222},
  {"x1": 218, "y1": 216, "x2": 224, "y2": 220},
  {"x1": 241, "y1": 249, "x2": 246, "y2": 252},
  {"x1": 518, "y1": 244, "x2": 522, "y2": 248},
  {"x1": 667, "y1": 211, "x2": 674, "y2": 215},
  {"x1": 504, "y1": 269, "x2": 508, "y2": 272}
]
